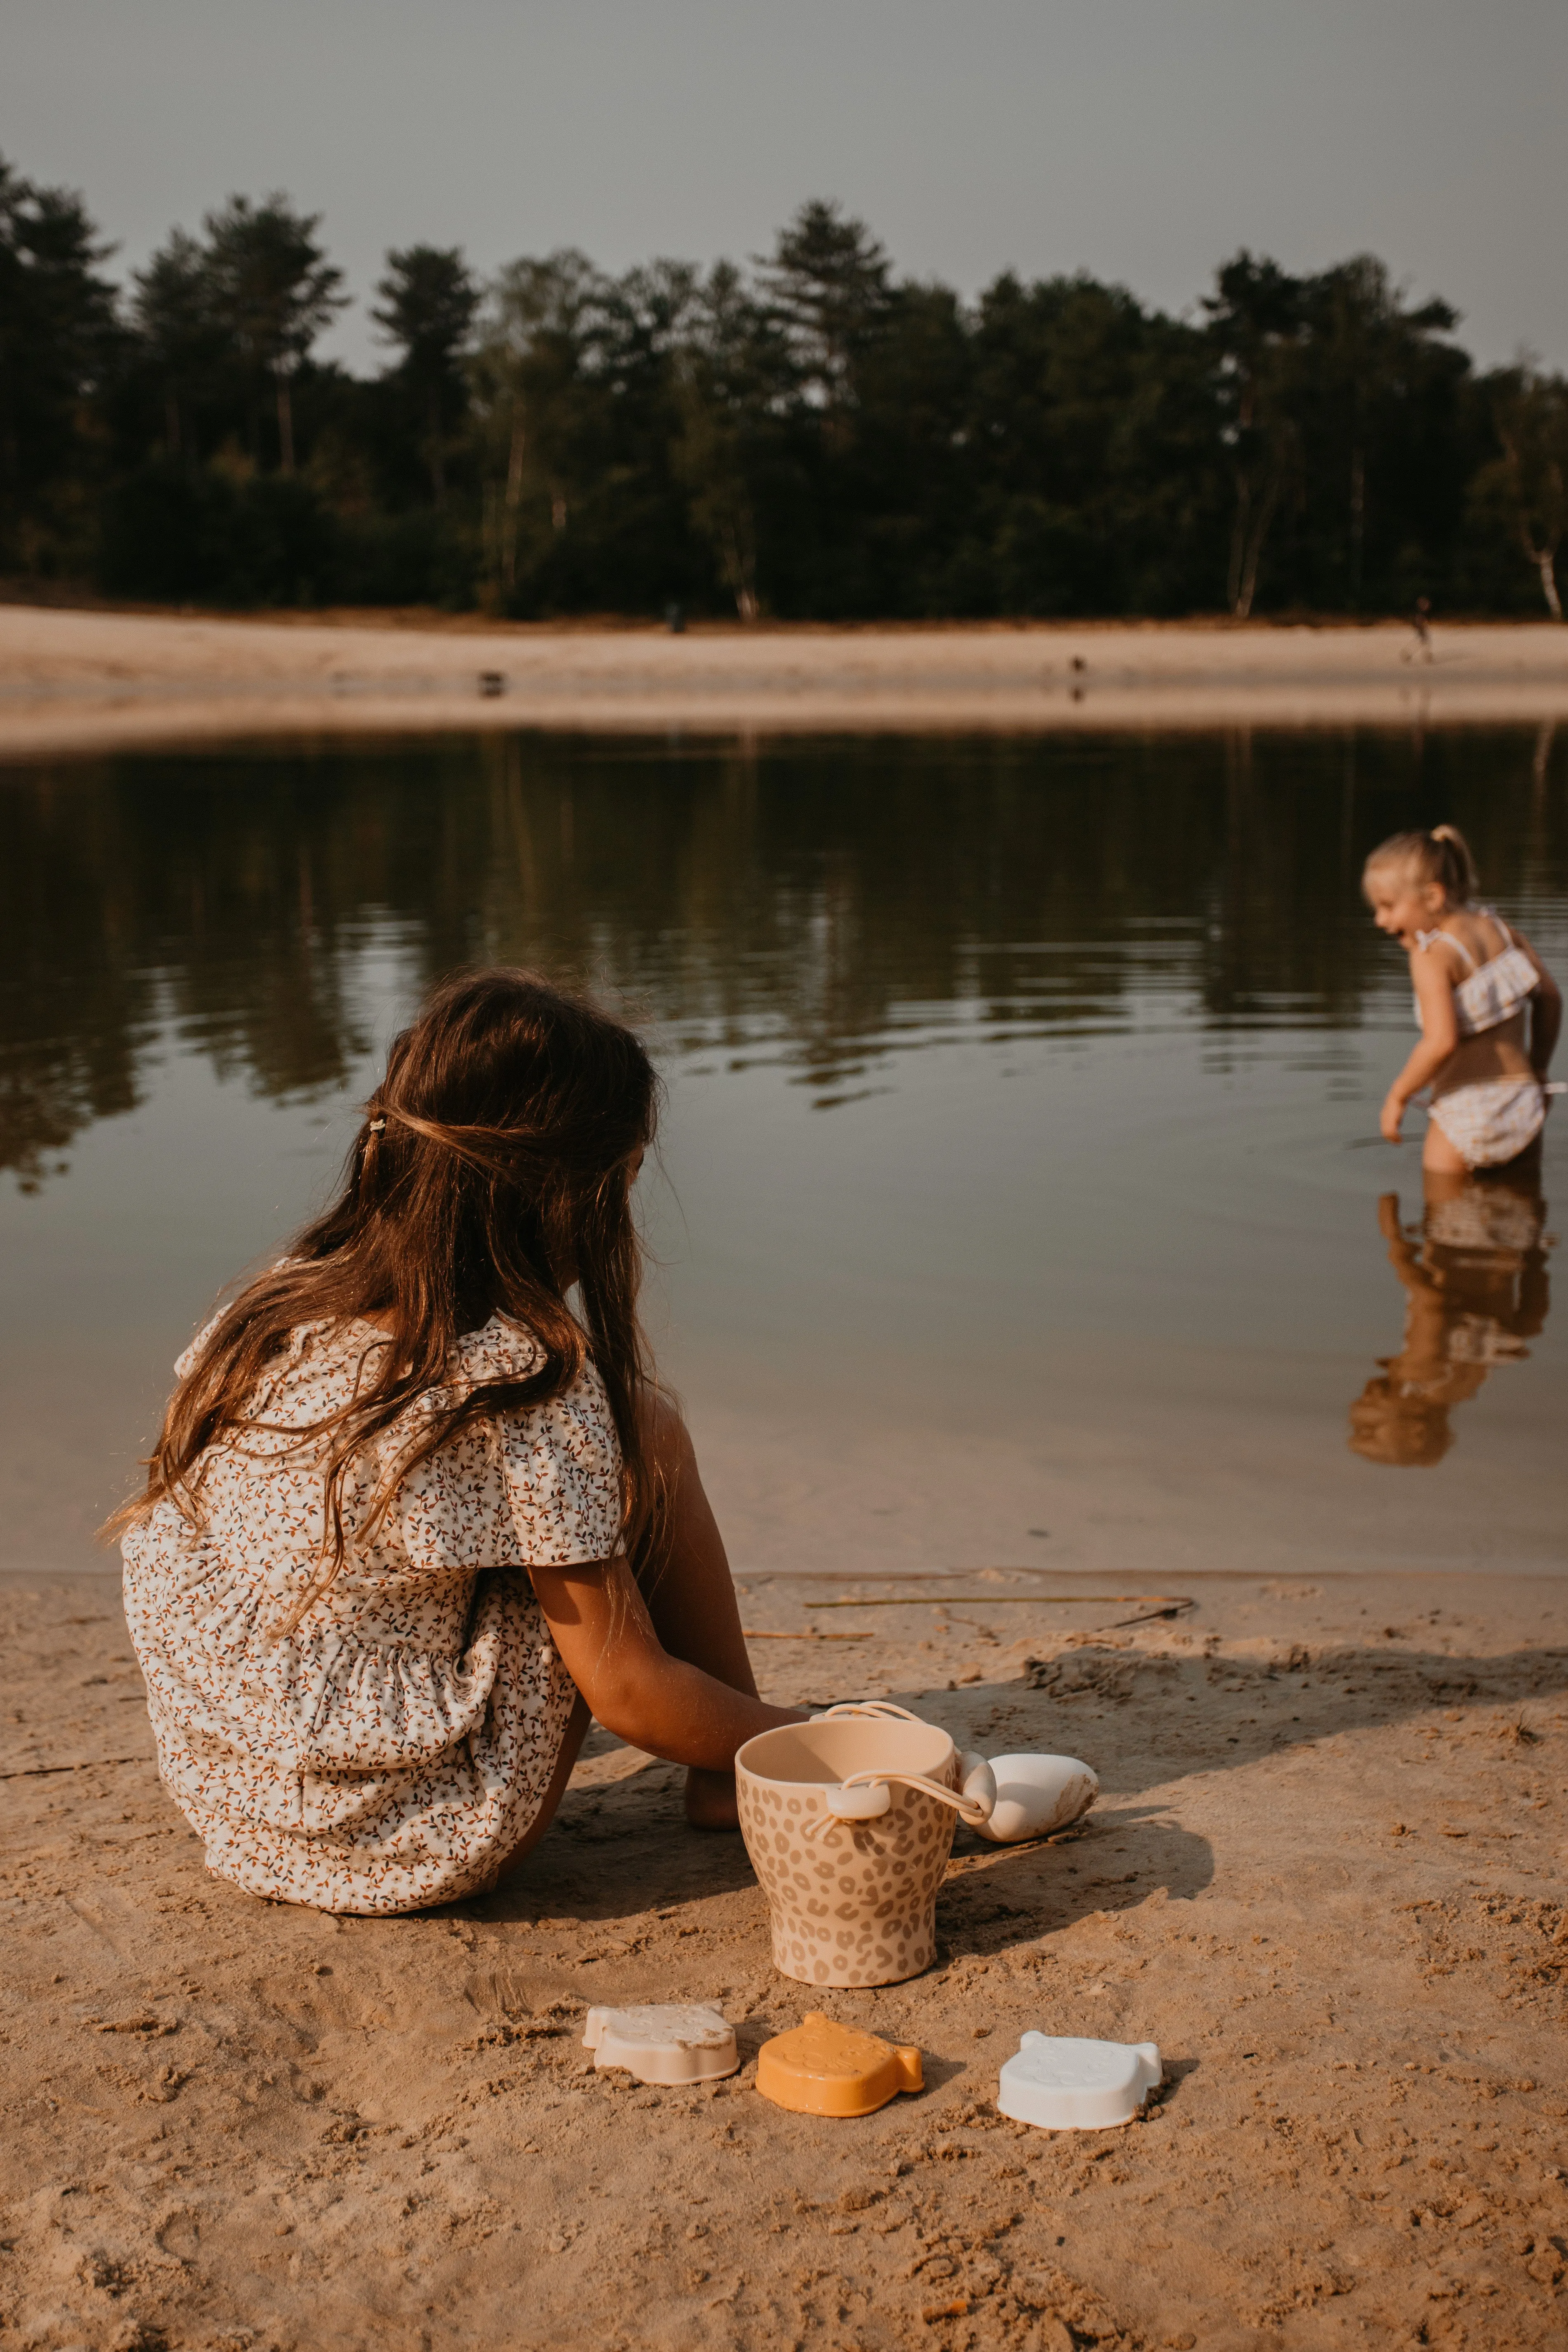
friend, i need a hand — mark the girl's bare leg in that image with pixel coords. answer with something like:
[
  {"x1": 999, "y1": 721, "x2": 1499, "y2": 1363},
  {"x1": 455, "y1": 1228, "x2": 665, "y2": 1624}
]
[
  {"x1": 472, "y1": 1689, "x2": 593, "y2": 1898},
  {"x1": 1422, "y1": 1118, "x2": 1469, "y2": 1176},
  {"x1": 489, "y1": 1393, "x2": 764, "y2": 1893},
  {"x1": 639, "y1": 1392, "x2": 761, "y2": 1829}
]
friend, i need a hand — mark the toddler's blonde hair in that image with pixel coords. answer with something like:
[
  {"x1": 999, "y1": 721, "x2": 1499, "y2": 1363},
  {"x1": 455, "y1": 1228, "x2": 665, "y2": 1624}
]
[{"x1": 1363, "y1": 823, "x2": 1478, "y2": 907}]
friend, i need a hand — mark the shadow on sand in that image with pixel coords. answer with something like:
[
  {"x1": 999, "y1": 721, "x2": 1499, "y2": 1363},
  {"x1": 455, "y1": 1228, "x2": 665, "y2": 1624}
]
[{"x1": 475, "y1": 1635, "x2": 1567, "y2": 1952}]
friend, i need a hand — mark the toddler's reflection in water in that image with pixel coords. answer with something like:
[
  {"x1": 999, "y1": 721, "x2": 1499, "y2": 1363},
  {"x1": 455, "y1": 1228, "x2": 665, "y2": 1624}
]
[{"x1": 1349, "y1": 1169, "x2": 1554, "y2": 1466}]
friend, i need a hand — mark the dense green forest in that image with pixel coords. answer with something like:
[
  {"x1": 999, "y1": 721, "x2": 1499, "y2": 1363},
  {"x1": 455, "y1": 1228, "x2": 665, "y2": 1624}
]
[{"x1": 2, "y1": 155, "x2": 1565, "y2": 622}]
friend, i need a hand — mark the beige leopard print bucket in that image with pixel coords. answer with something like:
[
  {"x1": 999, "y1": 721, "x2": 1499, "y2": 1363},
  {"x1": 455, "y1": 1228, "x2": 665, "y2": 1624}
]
[{"x1": 736, "y1": 1703, "x2": 995, "y2": 1988}]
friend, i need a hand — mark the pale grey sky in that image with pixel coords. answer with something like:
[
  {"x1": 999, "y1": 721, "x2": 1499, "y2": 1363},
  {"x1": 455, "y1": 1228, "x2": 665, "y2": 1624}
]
[{"x1": 7, "y1": 0, "x2": 1565, "y2": 373}]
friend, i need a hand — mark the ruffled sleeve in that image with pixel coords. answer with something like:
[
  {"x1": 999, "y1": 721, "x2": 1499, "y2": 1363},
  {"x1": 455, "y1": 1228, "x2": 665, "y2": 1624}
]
[
  {"x1": 495, "y1": 1355, "x2": 622, "y2": 1566},
  {"x1": 174, "y1": 1308, "x2": 226, "y2": 1380}
]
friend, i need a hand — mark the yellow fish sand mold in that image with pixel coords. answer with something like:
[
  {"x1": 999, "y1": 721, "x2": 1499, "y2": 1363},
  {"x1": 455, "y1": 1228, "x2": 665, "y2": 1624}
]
[{"x1": 756, "y1": 2013, "x2": 924, "y2": 2117}]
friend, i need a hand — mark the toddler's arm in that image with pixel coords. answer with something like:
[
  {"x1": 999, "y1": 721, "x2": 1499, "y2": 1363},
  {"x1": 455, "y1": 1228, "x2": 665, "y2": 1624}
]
[
  {"x1": 1509, "y1": 929, "x2": 1562, "y2": 1077},
  {"x1": 528, "y1": 1553, "x2": 801, "y2": 1769},
  {"x1": 1379, "y1": 947, "x2": 1460, "y2": 1142}
]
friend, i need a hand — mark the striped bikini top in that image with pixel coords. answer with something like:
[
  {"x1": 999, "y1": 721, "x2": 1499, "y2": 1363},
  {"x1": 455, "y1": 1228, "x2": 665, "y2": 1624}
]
[{"x1": 1413, "y1": 910, "x2": 1538, "y2": 1039}]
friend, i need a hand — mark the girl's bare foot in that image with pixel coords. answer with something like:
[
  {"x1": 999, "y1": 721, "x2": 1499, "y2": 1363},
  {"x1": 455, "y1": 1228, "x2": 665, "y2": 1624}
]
[{"x1": 684, "y1": 1766, "x2": 741, "y2": 1831}]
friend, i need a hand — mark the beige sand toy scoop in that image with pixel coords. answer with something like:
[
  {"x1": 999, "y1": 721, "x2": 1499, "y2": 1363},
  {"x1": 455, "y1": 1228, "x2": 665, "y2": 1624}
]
[
  {"x1": 581, "y1": 2003, "x2": 739, "y2": 2085},
  {"x1": 973, "y1": 1753, "x2": 1099, "y2": 1843}
]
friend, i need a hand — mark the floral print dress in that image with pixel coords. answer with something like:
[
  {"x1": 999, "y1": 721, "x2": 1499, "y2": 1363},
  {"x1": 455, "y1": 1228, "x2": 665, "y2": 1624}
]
[{"x1": 122, "y1": 1314, "x2": 622, "y2": 1916}]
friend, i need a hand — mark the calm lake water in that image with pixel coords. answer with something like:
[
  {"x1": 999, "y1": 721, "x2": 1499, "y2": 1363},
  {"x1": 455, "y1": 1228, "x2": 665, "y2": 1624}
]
[{"x1": 2, "y1": 726, "x2": 1565, "y2": 1581}]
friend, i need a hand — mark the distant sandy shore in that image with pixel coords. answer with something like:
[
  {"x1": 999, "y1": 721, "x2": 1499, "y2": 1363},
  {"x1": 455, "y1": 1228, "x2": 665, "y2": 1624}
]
[
  {"x1": 5, "y1": 606, "x2": 1568, "y2": 757},
  {"x1": 2, "y1": 1566, "x2": 1564, "y2": 2349}
]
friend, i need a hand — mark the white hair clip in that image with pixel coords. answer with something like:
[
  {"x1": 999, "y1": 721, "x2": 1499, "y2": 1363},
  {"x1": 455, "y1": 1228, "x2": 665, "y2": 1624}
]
[{"x1": 367, "y1": 1118, "x2": 386, "y2": 1133}]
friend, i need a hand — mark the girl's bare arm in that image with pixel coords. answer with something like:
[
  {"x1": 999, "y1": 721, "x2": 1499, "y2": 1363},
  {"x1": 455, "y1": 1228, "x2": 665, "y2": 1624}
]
[
  {"x1": 1380, "y1": 948, "x2": 1460, "y2": 1140},
  {"x1": 527, "y1": 1553, "x2": 800, "y2": 1769},
  {"x1": 1510, "y1": 928, "x2": 1562, "y2": 1076}
]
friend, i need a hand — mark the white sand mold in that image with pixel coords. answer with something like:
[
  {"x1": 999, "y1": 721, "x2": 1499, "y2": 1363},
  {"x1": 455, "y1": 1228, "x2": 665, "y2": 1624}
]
[
  {"x1": 998, "y1": 2035, "x2": 1163, "y2": 2131},
  {"x1": 973, "y1": 1753, "x2": 1099, "y2": 1843},
  {"x1": 581, "y1": 2003, "x2": 740, "y2": 2086}
]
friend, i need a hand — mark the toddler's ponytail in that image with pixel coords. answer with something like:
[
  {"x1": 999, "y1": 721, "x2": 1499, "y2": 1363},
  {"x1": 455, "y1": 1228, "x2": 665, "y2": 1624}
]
[
  {"x1": 1427, "y1": 825, "x2": 1478, "y2": 904},
  {"x1": 1363, "y1": 823, "x2": 1478, "y2": 907}
]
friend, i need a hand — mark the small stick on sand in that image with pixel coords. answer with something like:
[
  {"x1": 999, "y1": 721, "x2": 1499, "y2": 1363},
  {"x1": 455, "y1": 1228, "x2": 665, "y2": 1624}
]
[
  {"x1": 742, "y1": 1628, "x2": 873, "y2": 1641},
  {"x1": 804, "y1": 1593, "x2": 1192, "y2": 1611}
]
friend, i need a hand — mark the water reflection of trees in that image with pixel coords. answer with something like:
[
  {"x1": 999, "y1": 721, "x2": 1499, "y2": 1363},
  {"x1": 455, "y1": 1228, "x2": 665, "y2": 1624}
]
[{"x1": 0, "y1": 726, "x2": 1562, "y2": 1183}]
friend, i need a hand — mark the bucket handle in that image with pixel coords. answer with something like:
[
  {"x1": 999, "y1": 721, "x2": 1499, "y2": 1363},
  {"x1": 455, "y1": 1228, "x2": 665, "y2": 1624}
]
[
  {"x1": 807, "y1": 1701, "x2": 931, "y2": 1726},
  {"x1": 803, "y1": 1767, "x2": 996, "y2": 1839},
  {"x1": 799, "y1": 1711, "x2": 998, "y2": 1841},
  {"x1": 799, "y1": 1702, "x2": 997, "y2": 1837}
]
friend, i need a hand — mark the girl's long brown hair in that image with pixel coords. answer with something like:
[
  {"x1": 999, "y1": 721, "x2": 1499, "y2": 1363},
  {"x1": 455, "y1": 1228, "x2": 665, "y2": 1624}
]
[{"x1": 110, "y1": 969, "x2": 662, "y2": 1620}]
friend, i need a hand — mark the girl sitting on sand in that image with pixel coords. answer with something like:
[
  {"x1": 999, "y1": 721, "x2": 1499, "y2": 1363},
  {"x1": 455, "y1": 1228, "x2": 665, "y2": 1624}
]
[
  {"x1": 1364, "y1": 824, "x2": 1561, "y2": 1173},
  {"x1": 114, "y1": 969, "x2": 801, "y2": 1916}
]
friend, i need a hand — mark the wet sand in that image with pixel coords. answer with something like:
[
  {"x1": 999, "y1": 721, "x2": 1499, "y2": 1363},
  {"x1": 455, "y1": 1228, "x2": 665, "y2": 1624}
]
[
  {"x1": 5, "y1": 606, "x2": 1568, "y2": 756},
  {"x1": 3, "y1": 1565, "x2": 1565, "y2": 2350}
]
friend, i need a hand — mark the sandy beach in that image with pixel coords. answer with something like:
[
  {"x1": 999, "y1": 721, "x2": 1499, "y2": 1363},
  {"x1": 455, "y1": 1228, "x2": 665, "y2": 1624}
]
[
  {"x1": 2, "y1": 1564, "x2": 1564, "y2": 2350},
  {"x1": 5, "y1": 606, "x2": 1568, "y2": 757}
]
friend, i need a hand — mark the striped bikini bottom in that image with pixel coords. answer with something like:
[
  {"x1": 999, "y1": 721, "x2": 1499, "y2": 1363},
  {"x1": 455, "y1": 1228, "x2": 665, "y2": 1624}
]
[{"x1": 1427, "y1": 1077, "x2": 1558, "y2": 1169}]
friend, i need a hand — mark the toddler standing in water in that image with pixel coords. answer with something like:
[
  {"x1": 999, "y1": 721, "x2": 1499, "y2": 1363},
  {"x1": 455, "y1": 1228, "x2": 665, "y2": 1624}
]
[
  {"x1": 113, "y1": 969, "x2": 802, "y2": 1916},
  {"x1": 1363, "y1": 825, "x2": 1561, "y2": 1173}
]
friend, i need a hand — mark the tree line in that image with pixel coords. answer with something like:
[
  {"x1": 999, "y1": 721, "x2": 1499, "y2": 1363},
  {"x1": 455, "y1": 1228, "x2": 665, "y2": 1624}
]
[{"x1": 2, "y1": 154, "x2": 1565, "y2": 622}]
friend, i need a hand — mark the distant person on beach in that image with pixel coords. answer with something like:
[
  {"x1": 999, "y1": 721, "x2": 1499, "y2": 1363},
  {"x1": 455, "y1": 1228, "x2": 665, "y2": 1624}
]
[
  {"x1": 1363, "y1": 823, "x2": 1561, "y2": 1174},
  {"x1": 1348, "y1": 1174, "x2": 1551, "y2": 1466},
  {"x1": 111, "y1": 969, "x2": 802, "y2": 1915},
  {"x1": 1402, "y1": 596, "x2": 1434, "y2": 663}
]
